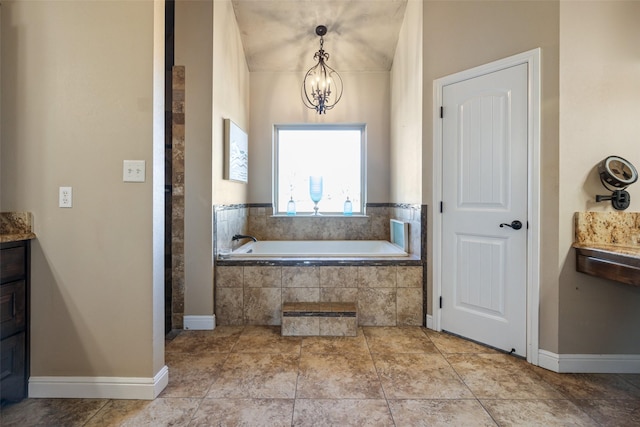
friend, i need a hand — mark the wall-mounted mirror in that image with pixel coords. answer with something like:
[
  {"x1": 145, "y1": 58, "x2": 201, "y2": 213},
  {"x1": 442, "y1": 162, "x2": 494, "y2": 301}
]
[{"x1": 595, "y1": 155, "x2": 638, "y2": 210}]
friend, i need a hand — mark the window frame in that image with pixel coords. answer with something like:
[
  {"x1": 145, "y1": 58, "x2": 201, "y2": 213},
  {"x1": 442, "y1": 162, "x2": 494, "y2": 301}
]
[{"x1": 273, "y1": 123, "x2": 367, "y2": 216}]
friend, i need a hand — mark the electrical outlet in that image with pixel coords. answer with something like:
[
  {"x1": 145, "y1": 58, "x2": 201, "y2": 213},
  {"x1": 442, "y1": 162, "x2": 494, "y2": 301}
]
[
  {"x1": 123, "y1": 160, "x2": 146, "y2": 182},
  {"x1": 59, "y1": 187, "x2": 72, "y2": 208}
]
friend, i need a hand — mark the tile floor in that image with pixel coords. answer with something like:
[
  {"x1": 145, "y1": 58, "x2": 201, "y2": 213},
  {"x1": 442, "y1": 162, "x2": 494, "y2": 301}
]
[{"x1": 1, "y1": 326, "x2": 639, "y2": 426}]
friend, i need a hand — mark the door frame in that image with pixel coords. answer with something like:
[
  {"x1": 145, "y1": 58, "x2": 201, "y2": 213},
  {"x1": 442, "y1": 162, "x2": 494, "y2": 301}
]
[{"x1": 432, "y1": 49, "x2": 541, "y2": 365}]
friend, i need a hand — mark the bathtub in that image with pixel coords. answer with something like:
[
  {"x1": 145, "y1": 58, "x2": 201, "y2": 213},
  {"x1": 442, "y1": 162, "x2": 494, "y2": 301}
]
[{"x1": 225, "y1": 240, "x2": 408, "y2": 258}]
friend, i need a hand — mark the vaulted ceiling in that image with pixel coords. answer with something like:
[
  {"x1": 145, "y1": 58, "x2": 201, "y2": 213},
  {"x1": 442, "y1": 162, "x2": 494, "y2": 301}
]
[{"x1": 231, "y1": 0, "x2": 408, "y2": 72}]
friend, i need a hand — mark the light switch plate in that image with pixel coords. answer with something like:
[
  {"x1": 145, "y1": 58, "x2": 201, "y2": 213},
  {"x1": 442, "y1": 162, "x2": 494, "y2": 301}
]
[{"x1": 123, "y1": 160, "x2": 146, "y2": 182}]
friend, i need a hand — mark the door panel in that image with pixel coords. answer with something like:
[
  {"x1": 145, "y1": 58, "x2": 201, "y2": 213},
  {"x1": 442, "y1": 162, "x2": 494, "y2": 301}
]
[
  {"x1": 456, "y1": 235, "x2": 506, "y2": 318},
  {"x1": 459, "y1": 93, "x2": 509, "y2": 208},
  {"x1": 441, "y1": 63, "x2": 527, "y2": 356}
]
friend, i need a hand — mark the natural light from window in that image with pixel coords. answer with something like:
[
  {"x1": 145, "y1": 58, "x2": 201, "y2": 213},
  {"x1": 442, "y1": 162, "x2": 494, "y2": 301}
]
[{"x1": 275, "y1": 125, "x2": 365, "y2": 215}]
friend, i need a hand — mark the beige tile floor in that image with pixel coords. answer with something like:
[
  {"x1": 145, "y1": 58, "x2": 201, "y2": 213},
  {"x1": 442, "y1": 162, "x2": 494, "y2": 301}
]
[{"x1": 2, "y1": 326, "x2": 639, "y2": 426}]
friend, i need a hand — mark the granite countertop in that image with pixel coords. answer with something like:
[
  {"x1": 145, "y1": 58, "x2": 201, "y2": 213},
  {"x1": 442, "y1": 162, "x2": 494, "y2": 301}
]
[
  {"x1": 0, "y1": 212, "x2": 36, "y2": 243},
  {"x1": 574, "y1": 211, "x2": 639, "y2": 256},
  {"x1": 0, "y1": 232, "x2": 37, "y2": 243},
  {"x1": 572, "y1": 242, "x2": 640, "y2": 259}
]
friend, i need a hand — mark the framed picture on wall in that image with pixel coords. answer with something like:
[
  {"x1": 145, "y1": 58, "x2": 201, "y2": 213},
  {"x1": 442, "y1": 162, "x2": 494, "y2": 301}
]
[{"x1": 224, "y1": 118, "x2": 248, "y2": 183}]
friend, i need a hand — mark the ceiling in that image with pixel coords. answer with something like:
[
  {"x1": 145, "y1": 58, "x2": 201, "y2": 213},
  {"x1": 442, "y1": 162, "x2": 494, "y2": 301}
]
[{"x1": 231, "y1": 0, "x2": 408, "y2": 72}]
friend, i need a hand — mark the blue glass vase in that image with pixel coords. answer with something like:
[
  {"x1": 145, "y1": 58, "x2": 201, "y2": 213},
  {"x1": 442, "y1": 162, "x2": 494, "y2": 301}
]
[
  {"x1": 309, "y1": 176, "x2": 323, "y2": 215},
  {"x1": 343, "y1": 197, "x2": 352, "y2": 216},
  {"x1": 286, "y1": 197, "x2": 296, "y2": 215}
]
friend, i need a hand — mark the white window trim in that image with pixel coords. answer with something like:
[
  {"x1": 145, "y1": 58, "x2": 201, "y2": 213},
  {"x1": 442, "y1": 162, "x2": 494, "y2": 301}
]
[{"x1": 273, "y1": 123, "x2": 367, "y2": 215}]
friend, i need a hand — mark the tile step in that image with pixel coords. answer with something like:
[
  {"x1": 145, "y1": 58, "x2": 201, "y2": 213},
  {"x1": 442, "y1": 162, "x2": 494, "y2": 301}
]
[{"x1": 281, "y1": 302, "x2": 357, "y2": 337}]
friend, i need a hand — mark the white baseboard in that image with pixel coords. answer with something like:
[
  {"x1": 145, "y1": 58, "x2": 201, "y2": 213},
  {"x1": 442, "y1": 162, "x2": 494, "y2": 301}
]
[
  {"x1": 538, "y1": 350, "x2": 561, "y2": 372},
  {"x1": 183, "y1": 314, "x2": 216, "y2": 330},
  {"x1": 426, "y1": 314, "x2": 434, "y2": 330},
  {"x1": 538, "y1": 350, "x2": 640, "y2": 373},
  {"x1": 29, "y1": 365, "x2": 169, "y2": 400}
]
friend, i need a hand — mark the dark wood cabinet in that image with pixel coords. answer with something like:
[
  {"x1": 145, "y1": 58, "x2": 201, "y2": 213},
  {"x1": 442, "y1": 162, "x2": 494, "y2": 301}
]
[
  {"x1": 0, "y1": 240, "x2": 30, "y2": 404},
  {"x1": 575, "y1": 245, "x2": 640, "y2": 287}
]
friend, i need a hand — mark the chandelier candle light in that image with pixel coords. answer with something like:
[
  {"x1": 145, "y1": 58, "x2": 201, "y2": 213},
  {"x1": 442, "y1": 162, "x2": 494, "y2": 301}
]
[{"x1": 302, "y1": 25, "x2": 343, "y2": 114}]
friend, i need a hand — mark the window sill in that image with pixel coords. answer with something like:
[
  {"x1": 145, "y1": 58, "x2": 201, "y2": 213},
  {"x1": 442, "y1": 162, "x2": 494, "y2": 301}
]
[{"x1": 271, "y1": 214, "x2": 369, "y2": 218}]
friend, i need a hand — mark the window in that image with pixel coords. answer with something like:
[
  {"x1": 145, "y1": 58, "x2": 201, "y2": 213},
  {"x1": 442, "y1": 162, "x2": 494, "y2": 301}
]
[{"x1": 274, "y1": 124, "x2": 365, "y2": 215}]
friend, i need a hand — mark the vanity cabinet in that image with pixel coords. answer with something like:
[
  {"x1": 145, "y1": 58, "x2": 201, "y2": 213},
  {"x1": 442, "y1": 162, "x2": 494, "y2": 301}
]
[
  {"x1": 575, "y1": 245, "x2": 640, "y2": 287},
  {"x1": 0, "y1": 240, "x2": 30, "y2": 403}
]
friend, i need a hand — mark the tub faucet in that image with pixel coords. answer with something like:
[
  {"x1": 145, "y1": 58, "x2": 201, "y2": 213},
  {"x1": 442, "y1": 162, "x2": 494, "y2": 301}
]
[{"x1": 232, "y1": 234, "x2": 257, "y2": 242}]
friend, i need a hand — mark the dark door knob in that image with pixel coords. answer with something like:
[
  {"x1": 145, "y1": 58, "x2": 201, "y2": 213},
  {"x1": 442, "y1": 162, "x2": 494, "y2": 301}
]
[{"x1": 500, "y1": 220, "x2": 523, "y2": 230}]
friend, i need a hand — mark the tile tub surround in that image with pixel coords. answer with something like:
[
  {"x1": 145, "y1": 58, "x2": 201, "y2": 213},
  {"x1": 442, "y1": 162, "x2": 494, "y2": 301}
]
[
  {"x1": 0, "y1": 212, "x2": 36, "y2": 243},
  {"x1": 214, "y1": 203, "x2": 425, "y2": 259},
  {"x1": 213, "y1": 204, "x2": 427, "y2": 328},
  {"x1": 214, "y1": 204, "x2": 252, "y2": 255},
  {"x1": 215, "y1": 265, "x2": 423, "y2": 327}
]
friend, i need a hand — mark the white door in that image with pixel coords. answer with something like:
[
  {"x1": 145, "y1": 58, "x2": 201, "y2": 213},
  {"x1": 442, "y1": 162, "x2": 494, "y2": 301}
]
[{"x1": 441, "y1": 63, "x2": 528, "y2": 356}]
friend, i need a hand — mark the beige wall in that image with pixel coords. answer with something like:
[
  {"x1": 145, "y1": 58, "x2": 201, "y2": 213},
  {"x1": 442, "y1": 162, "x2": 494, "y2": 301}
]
[
  {"x1": 212, "y1": 0, "x2": 250, "y2": 205},
  {"x1": 1, "y1": 0, "x2": 163, "y2": 379},
  {"x1": 390, "y1": 0, "x2": 423, "y2": 204},
  {"x1": 248, "y1": 71, "x2": 391, "y2": 203},
  {"x1": 175, "y1": 0, "x2": 249, "y2": 317},
  {"x1": 175, "y1": 0, "x2": 214, "y2": 317},
  {"x1": 422, "y1": 1, "x2": 561, "y2": 351},
  {"x1": 558, "y1": 1, "x2": 640, "y2": 353}
]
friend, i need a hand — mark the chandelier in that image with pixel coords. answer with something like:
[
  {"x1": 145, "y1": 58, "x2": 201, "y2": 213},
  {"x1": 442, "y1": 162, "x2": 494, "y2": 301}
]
[{"x1": 302, "y1": 25, "x2": 343, "y2": 114}]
